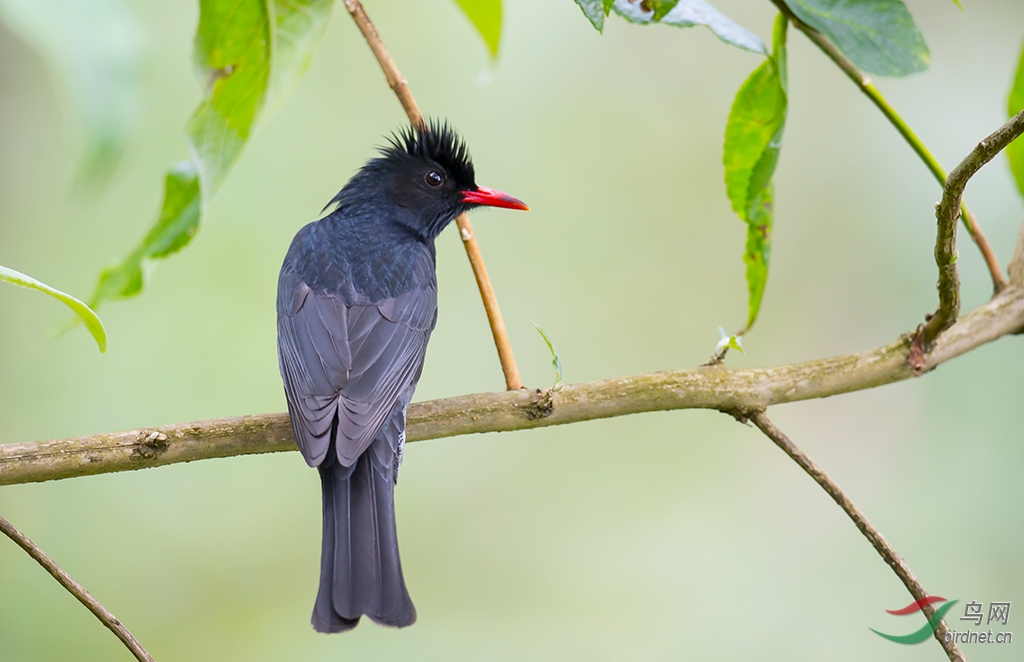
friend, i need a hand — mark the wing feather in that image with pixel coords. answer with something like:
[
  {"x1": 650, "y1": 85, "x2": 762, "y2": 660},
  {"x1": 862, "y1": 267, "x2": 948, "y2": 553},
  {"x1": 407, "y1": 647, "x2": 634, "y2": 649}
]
[{"x1": 277, "y1": 266, "x2": 436, "y2": 468}]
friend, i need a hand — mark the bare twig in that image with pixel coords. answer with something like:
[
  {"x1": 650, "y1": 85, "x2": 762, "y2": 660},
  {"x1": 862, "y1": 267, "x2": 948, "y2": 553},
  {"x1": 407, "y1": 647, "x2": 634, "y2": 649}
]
[
  {"x1": 3, "y1": 283, "x2": 1023, "y2": 487},
  {"x1": 922, "y1": 110, "x2": 1024, "y2": 346},
  {"x1": 0, "y1": 513, "x2": 154, "y2": 662},
  {"x1": 745, "y1": 412, "x2": 965, "y2": 662},
  {"x1": 343, "y1": 0, "x2": 523, "y2": 390},
  {"x1": 767, "y1": 0, "x2": 1007, "y2": 294},
  {"x1": 1010, "y1": 219, "x2": 1024, "y2": 286}
]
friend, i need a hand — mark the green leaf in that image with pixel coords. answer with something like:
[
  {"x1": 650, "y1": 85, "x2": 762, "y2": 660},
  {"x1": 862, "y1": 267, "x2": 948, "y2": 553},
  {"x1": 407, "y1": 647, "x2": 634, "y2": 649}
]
[
  {"x1": 743, "y1": 182, "x2": 774, "y2": 328},
  {"x1": 950, "y1": 0, "x2": 962, "y2": 9},
  {"x1": 453, "y1": 0, "x2": 502, "y2": 58},
  {"x1": 88, "y1": 163, "x2": 201, "y2": 307},
  {"x1": 784, "y1": 0, "x2": 929, "y2": 77},
  {"x1": 0, "y1": 0, "x2": 144, "y2": 187},
  {"x1": 650, "y1": 0, "x2": 680, "y2": 21},
  {"x1": 1008, "y1": 39, "x2": 1024, "y2": 199},
  {"x1": 603, "y1": 0, "x2": 615, "y2": 14},
  {"x1": 574, "y1": 0, "x2": 607, "y2": 32},
  {"x1": 1, "y1": 264, "x2": 106, "y2": 352},
  {"x1": 723, "y1": 14, "x2": 787, "y2": 330},
  {"x1": 531, "y1": 322, "x2": 563, "y2": 387},
  {"x1": 84, "y1": 0, "x2": 333, "y2": 312},
  {"x1": 612, "y1": 0, "x2": 765, "y2": 54}
]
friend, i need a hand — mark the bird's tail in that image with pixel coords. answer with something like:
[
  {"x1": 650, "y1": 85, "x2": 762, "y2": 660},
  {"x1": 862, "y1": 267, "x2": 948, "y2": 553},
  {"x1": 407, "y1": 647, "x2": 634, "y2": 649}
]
[{"x1": 312, "y1": 450, "x2": 416, "y2": 632}]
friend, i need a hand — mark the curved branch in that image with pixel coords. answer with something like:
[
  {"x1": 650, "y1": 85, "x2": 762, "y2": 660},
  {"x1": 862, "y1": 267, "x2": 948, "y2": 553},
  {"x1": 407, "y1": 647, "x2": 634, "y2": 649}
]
[
  {"x1": 3, "y1": 284, "x2": 1022, "y2": 487},
  {"x1": 746, "y1": 412, "x2": 965, "y2": 662},
  {"x1": 923, "y1": 109, "x2": 1024, "y2": 345}
]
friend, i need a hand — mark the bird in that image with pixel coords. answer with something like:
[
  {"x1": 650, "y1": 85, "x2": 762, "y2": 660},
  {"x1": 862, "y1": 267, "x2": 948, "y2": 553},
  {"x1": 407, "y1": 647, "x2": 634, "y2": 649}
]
[{"x1": 276, "y1": 120, "x2": 528, "y2": 633}]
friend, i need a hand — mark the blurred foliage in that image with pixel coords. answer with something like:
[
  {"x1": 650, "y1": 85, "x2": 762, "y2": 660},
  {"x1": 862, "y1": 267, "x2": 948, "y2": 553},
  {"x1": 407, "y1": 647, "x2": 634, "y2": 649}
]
[
  {"x1": 0, "y1": 0, "x2": 143, "y2": 187},
  {"x1": 86, "y1": 164, "x2": 201, "y2": 307},
  {"x1": 1008, "y1": 38, "x2": 1024, "y2": 198},
  {"x1": 83, "y1": 0, "x2": 334, "y2": 311},
  {"x1": 452, "y1": 0, "x2": 503, "y2": 57}
]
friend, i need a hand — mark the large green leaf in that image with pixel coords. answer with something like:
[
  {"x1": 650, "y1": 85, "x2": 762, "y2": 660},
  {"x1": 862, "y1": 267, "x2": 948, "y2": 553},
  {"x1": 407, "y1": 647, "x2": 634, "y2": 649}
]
[
  {"x1": 1008, "y1": 39, "x2": 1024, "y2": 199},
  {"x1": 612, "y1": 0, "x2": 765, "y2": 54},
  {"x1": 85, "y1": 0, "x2": 333, "y2": 311},
  {"x1": 1, "y1": 265, "x2": 106, "y2": 352},
  {"x1": 784, "y1": 0, "x2": 928, "y2": 77},
  {"x1": 0, "y1": 0, "x2": 143, "y2": 186},
  {"x1": 723, "y1": 14, "x2": 788, "y2": 330},
  {"x1": 453, "y1": 0, "x2": 502, "y2": 58}
]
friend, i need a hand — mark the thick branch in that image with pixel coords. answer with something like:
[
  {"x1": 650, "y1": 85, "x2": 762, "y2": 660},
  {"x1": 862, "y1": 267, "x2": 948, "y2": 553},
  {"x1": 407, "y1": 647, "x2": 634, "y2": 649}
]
[
  {"x1": 0, "y1": 514, "x2": 153, "y2": 662},
  {"x1": 3, "y1": 285, "x2": 1022, "y2": 487},
  {"x1": 745, "y1": 412, "x2": 964, "y2": 662},
  {"x1": 343, "y1": 0, "x2": 522, "y2": 390},
  {"x1": 768, "y1": 0, "x2": 1007, "y2": 293}
]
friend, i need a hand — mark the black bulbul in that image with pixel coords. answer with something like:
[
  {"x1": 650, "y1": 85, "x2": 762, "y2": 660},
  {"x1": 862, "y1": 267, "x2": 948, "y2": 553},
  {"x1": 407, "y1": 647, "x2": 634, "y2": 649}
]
[{"x1": 276, "y1": 121, "x2": 528, "y2": 632}]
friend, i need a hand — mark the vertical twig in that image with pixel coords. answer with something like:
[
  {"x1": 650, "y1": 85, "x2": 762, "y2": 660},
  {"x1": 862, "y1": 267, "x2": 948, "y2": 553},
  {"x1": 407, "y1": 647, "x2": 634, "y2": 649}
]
[
  {"x1": 1008, "y1": 219, "x2": 1024, "y2": 285},
  {"x1": 0, "y1": 513, "x2": 154, "y2": 662},
  {"x1": 342, "y1": 0, "x2": 523, "y2": 390},
  {"x1": 744, "y1": 411, "x2": 965, "y2": 662},
  {"x1": 767, "y1": 0, "x2": 1007, "y2": 294}
]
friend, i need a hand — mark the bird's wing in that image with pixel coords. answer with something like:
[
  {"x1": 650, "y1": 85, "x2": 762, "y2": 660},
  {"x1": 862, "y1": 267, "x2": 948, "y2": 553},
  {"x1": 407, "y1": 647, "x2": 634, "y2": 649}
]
[{"x1": 277, "y1": 267, "x2": 436, "y2": 468}]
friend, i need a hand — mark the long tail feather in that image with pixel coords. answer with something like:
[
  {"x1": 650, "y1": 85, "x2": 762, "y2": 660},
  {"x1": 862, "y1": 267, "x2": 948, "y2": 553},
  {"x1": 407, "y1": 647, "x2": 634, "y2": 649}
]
[{"x1": 311, "y1": 443, "x2": 415, "y2": 632}]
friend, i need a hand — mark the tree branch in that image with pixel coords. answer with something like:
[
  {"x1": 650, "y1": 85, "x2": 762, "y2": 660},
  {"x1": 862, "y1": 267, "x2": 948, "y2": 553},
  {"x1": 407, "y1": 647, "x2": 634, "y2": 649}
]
[
  {"x1": 3, "y1": 284, "x2": 1022, "y2": 487},
  {"x1": 768, "y1": 0, "x2": 1007, "y2": 294},
  {"x1": 922, "y1": 110, "x2": 1024, "y2": 345},
  {"x1": 342, "y1": 0, "x2": 522, "y2": 390},
  {"x1": 0, "y1": 513, "x2": 154, "y2": 662},
  {"x1": 744, "y1": 412, "x2": 965, "y2": 662}
]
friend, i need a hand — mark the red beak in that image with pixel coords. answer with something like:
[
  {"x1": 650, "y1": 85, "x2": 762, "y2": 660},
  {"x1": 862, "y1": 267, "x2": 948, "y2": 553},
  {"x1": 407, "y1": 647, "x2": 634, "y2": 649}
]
[{"x1": 460, "y1": 186, "x2": 529, "y2": 211}]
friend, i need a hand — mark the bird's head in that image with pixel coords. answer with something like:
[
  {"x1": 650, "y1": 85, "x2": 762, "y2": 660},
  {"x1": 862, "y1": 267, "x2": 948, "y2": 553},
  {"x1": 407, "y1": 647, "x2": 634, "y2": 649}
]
[{"x1": 371, "y1": 120, "x2": 528, "y2": 238}]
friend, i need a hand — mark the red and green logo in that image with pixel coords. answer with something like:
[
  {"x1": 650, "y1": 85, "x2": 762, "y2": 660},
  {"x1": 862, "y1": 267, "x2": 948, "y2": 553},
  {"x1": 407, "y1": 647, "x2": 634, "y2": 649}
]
[{"x1": 871, "y1": 596, "x2": 958, "y2": 644}]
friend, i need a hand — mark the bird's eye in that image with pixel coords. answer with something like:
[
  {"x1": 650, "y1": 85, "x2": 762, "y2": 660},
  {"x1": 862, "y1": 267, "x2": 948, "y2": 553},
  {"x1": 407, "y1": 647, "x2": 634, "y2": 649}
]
[{"x1": 424, "y1": 170, "x2": 444, "y2": 188}]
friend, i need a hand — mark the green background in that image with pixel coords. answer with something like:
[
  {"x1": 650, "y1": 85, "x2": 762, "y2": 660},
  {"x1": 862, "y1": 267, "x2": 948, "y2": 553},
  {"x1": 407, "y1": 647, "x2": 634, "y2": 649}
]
[{"x1": 1, "y1": 0, "x2": 1022, "y2": 659}]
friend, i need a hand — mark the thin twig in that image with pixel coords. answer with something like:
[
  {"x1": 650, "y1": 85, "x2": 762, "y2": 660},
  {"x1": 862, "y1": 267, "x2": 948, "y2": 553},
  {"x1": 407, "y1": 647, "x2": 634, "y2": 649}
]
[
  {"x1": 745, "y1": 412, "x2": 965, "y2": 662},
  {"x1": 342, "y1": 0, "x2": 523, "y2": 390},
  {"x1": 922, "y1": 109, "x2": 1024, "y2": 346},
  {"x1": 0, "y1": 513, "x2": 154, "y2": 662},
  {"x1": 768, "y1": 0, "x2": 1007, "y2": 294},
  {"x1": 3, "y1": 282, "x2": 1023, "y2": 487},
  {"x1": 1009, "y1": 219, "x2": 1024, "y2": 286}
]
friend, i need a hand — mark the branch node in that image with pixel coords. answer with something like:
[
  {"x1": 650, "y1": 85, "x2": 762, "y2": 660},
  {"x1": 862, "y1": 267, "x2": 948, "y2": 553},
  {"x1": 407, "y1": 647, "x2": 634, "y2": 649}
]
[
  {"x1": 130, "y1": 430, "x2": 170, "y2": 461},
  {"x1": 522, "y1": 389, "x2": 555, "y2": 421}
]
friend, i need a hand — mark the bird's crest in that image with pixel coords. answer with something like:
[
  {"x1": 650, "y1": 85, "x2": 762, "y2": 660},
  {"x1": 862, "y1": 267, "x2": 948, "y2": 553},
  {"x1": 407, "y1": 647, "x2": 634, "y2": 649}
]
[{"x1": 381, "y1": 119, "x2": 476, "y2": 189}]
